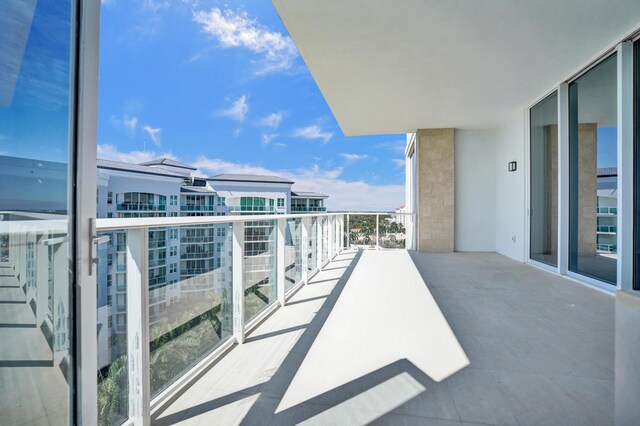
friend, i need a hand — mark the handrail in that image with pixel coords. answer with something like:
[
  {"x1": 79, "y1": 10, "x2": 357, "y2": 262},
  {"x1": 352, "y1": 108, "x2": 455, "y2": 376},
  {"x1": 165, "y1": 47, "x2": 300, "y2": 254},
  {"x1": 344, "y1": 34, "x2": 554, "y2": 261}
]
[{"x1": 95, "y1": 211, "x2": 415, "y2": 231}]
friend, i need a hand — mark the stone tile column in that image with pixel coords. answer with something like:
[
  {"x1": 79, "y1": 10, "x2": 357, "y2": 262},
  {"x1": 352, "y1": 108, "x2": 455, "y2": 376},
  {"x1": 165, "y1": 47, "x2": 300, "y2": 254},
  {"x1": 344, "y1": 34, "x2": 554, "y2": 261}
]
[{"x1": 417, "y1": 128, "x2": 454, "y2": 252}]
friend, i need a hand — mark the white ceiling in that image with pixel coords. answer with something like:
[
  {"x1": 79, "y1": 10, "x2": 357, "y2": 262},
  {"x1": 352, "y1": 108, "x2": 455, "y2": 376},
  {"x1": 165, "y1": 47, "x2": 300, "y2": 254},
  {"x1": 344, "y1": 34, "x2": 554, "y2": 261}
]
[{"x1": 272, "y1": 0, "x2": 640, "y2": 135}]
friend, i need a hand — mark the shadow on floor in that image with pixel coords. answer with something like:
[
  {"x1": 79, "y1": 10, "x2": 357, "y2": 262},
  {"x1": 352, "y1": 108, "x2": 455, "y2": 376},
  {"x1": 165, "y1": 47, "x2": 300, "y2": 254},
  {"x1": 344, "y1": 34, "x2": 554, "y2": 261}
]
[{"x1": 155, "y1": 251, "x2": 370, "y2": 425}]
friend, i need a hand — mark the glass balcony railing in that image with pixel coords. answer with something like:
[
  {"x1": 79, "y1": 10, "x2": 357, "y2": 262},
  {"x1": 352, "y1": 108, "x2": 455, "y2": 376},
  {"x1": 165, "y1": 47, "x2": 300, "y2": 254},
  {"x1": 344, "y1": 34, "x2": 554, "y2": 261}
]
[
  {"x1": 227, "y1": 206, "x2": 276, "y2": 213},
  {"x1": 116, "y1": 203, "x2": 166, "y2": 211},
  {"x1": 597, "y1": 225, "x2": 617, "y2": 233},
  {"x1": 347, "y1": 213, "x2": 409, "y2": 249},
  {"x1": 291, "y1": 206, "x2": 327, "y2": 212},
  {"x1": 180, "y1": 205, "x2": 216, "y2": 211},
  {"x1": 596, "y1": 206, "x2": 617, "y2": 215},
  {"x1": 148, "y1": 240, "x2": 166, "y2": 249},
  {"x1": 597, "y1": 243, "x2": 617, "y2": 253},
  {"x1": 92, "y1": 211, "x2": 409, "y2": 425}
]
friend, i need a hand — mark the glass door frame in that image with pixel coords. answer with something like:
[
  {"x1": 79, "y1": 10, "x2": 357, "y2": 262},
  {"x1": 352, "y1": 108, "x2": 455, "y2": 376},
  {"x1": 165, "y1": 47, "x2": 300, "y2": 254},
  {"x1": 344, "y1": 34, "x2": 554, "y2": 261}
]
[
  {"x1": 526, "y1": 39, "x2": 636, "y2": 292},
  {"x1": 73, "y1": 0, "x2": 101, "y2": 424},
  {"x1": 527, "y1": 89, "x2": 560, "y2": 273}
]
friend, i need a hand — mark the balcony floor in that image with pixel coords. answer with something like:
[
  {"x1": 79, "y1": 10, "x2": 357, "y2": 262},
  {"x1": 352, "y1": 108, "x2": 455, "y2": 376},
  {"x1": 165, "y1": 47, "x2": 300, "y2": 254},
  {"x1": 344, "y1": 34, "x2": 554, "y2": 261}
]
[{"x1": 154, "y1": 250, "x2": 614, "y2": 425}]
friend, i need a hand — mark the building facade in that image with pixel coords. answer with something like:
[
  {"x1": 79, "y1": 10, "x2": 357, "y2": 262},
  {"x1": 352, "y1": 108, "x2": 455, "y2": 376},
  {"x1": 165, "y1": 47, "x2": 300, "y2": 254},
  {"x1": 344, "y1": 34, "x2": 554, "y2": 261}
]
[{"x1": 95, "y1": 158, "x2": 328, "y2": 369}]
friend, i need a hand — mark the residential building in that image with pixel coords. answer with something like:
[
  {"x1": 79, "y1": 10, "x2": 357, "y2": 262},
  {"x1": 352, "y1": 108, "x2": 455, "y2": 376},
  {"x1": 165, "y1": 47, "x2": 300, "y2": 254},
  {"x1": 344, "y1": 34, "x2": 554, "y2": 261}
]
[
  {"x1": 291, "y1": 191, "x2": 328, "y2": 213},
  {"x1": 597, "y1": 167, "x2": 618, "y2": 255},
  {"x1": 95, "y1": 159, "x2": 326, "y2": 369},
  {"x1": 390, "y1": 205, "x2": 407, "y2": 227}
]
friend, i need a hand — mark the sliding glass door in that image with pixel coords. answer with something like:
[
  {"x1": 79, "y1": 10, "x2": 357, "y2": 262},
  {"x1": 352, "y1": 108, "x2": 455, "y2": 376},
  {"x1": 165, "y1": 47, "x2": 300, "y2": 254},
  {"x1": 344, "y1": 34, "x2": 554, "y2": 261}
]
[
  {"x1": 530, "y1": 92, "x2": 559, "y2": 267},
  {"x1": 568, "y1": 54, "x2": 618, "y2": 285},
  {"x1": 0, "y1": 1, "x2": 77, "y2": 423}
]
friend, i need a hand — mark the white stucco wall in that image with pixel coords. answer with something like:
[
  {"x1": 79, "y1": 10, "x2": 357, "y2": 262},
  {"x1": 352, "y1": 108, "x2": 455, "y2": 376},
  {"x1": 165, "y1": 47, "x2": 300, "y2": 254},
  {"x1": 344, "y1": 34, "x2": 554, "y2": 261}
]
[
  {"x1": 494, "y1": 111, "x2": 527, "y2": 262},
  {"x1": 454, "y1": 129, "x2": 497, "y2": 252}
]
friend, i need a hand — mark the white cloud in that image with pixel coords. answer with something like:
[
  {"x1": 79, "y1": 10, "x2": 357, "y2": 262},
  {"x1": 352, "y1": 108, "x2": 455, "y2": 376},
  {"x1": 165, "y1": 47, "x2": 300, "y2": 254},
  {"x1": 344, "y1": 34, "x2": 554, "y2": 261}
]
[
  {"x1": 97, "y1": 144, "x2": 177, "y2": 164},
  {"x1": 218, "y1": 95, "x2": 248, "y2": 122},
  {"x1": 340, "y1": 153, "x2": 368, "y2": 162},
  {"x1": 111, "y1": 114, "x2": 139, "y2": 136},
  {"x1": 392, "y1": 159, "x2": 405, "y2": 168},
  {"x1": 193, "y1": 8, "x2": 298, "y2": 75},
  {"x1": 292, "y1": 125, "x2": 333, "y2": 143},
  {"x1": 143, "y1": 125, "x2": 162, "y2": 147},
  {"x1": 142, "y1": 0, "x2": 170, "y2": 13},
  {"x1": 258, "y1": 112, "x2": 283, "y2": 129},
  {"x1": 123, "y1": 115, "x2": 138, "y2": 134},
  {"x1": 262, "y1": 133, "x2": 277, "y2": 145}
]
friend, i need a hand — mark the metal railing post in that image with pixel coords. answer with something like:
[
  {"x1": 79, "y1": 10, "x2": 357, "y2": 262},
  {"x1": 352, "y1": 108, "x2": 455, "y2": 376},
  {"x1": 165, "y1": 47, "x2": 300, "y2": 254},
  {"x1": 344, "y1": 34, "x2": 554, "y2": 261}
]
[
  {"x1": 317, "y1": 217, "x2": 324, "y2": 271},
  {"x1": 327, "y1": 215, "x2": 334, "y2": 260},
  {"x1": 376, "y1": 214, "x2": 380, "y2": 250},
  {"x1": 232, "y1": 222, "x2": 245, "y2": 344},
  {"x1": 277, "y1": 218, "x2": 286, "y2": 306},
  {"x1": 346, "y1": 214, "x2": 350, "y2": 249},
  {"x1": 126, "y1": 228, "x2": 150, "y2": 426},
  {"x1": 340, "y1": 215, "x2": 344, "y2": 251},
  {"x1": 301, "y1": 218, "x2": 309, "y2": 285}
]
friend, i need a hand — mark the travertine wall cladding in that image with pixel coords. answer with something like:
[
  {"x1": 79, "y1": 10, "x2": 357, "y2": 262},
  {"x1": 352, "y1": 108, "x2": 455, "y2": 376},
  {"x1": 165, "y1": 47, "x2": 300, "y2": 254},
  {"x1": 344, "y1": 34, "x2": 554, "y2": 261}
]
[{"x1": 417, "y1": 128, "x2": 455, "y2": 252}]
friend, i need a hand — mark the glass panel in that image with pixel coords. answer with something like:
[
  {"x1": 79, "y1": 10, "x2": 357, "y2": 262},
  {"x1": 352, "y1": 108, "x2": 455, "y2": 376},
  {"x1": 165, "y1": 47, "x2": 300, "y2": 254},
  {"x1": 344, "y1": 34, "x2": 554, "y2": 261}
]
[
  {"x1": 348, "y1": 215, "x2": 377, "y2": 249},
  {"x1": 0, "y1": 1, "x2": 75, "y2": 424},
  {"x1": 97, "y1": 232, "x2": 128, "y2": 426},
  {"x1": 379, "y1": 214, "x2": 407, "y2": 249},
  {"x1": 530, "y1": 91, "x2": 559, "y2": 267},
  {"x1": 285, "y1": 219, "x2": 302, "y2": 293},
  {"x1": 322, "y1": 217, "x2": 329, "y2": 262},
  {"x1": 150, "y1": 223, "x2": 233, "y2": 396},
  {"x1": 569, "y1": 54, "x2": 617, "y2": 284},
  {"x1": 307, "y1": 217, "x2": 317, "y2": 272},
  {"x1": 332, "y1": 218, "x2": 338, "y2": 255},
  {"x1": 244, "y1": 220, "x2": 277, "y2": 322}
]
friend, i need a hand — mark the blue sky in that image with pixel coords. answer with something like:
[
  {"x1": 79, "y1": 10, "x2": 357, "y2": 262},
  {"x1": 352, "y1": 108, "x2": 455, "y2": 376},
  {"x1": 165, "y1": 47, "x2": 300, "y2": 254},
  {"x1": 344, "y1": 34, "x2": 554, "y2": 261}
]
[{"x1": 97, "y1": 0, "x2": 406, "y2": 210}]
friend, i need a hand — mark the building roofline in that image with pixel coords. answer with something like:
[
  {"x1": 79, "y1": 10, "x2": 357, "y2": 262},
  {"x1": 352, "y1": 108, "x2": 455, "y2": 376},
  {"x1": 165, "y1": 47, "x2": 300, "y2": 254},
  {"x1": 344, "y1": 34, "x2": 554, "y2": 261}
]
[
  {"x1": 208, "y1": 174, "x2": 295, "y2": 185},
  {"x1": 139, "y1": 157, "x2": 197, "y2": 170},
  {"x1": 97, "y1": 159, "x2": 186, "y2": 178}
]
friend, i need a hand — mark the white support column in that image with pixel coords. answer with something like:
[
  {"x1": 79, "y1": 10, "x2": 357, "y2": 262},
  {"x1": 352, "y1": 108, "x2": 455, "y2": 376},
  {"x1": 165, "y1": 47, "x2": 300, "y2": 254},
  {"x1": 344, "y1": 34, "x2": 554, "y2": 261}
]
[
  {"x1": 35, "y1": 233, "x2": 49, "y2": 327},
  {"x1": 376, "y1": 214, "x2": 380, "y2": 250},
  {"x1": 346, "y1": 214, "x2": 350, "y2": 249},
  {"x1": 339, "y1": 215, "x2": 344, "y2": 252},
  {"x1": 277, "y1": 218, "x2": 286, "y2": 305},
  {"x1": 126, "y1": 228, "x2": 150, "y2": 426},
  {"x1": 301, "y1": 218, "x2": 309, "y2": 285},
  {"x1": 557, "y1": 83, "x2": 570, "y2": 276},
  {"x1": 327, "y1": 216, "x2": 334, "y2": 260},
  {"x1": 617, "y1": 41, "x2": 634, "y2": 290},
  {"x1": 317, "y1": 218, "x2": 324, "y2": 271},
  {"x1": 232, "y1": 222, "x2": 245, "y2": 344}
]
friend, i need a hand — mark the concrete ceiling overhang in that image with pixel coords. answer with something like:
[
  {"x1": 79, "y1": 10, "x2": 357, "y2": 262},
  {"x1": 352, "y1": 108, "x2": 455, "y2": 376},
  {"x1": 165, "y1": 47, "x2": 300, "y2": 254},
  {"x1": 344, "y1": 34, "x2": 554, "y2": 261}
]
[{"x1": 272, "y1": 0, "x2": 640, "y2": 135}]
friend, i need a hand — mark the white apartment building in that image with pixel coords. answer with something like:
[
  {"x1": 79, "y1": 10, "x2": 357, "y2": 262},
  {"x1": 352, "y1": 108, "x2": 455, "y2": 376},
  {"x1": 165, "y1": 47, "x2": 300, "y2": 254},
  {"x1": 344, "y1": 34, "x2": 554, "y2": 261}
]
[{"x1": 96, "y1": 160, "x2": 328, "y2": 369}]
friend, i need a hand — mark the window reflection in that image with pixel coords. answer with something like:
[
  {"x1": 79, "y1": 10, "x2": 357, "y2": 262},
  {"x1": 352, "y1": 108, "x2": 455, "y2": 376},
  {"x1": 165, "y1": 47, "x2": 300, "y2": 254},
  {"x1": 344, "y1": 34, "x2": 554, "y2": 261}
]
[
  {"x1": 569, "y1": 54, "x2": 618, "y2": 284},
  {"x1": 0, "y1": 0, "x2": 75, "y2": 424},
  {"x1": 530, "y1": 92, "x2": 559, "y2": 267}
]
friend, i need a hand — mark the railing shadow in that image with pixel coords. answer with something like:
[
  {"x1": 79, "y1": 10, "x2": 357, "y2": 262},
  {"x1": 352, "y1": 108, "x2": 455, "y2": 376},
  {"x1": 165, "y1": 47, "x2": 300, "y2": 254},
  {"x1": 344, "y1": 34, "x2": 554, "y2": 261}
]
[{"x1": 154, "y1": 249, "x2": 364, "y2": 425}]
